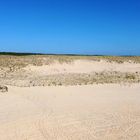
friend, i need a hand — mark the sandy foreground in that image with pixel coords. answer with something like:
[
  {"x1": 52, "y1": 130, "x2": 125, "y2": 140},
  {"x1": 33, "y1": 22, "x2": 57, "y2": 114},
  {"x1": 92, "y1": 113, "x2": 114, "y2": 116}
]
[{"x1": 0, "y1": 84, "x2": 140, "y2": 140}]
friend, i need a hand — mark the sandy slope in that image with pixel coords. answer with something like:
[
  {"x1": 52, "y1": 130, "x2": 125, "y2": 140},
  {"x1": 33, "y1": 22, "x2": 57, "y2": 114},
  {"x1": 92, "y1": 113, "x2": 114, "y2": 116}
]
[
  {"x1": 0, "y1": 84, "x2": 140, "y2": 140},
  {"x1": 23, "y1": 60, "x2": 140, "y2": 75}
]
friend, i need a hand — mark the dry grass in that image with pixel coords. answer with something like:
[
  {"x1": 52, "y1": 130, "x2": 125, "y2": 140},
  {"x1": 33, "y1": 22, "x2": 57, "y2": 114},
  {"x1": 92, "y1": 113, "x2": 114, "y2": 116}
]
[
  {"x1": 0, "y1": 54, "x2": 140, "y2": 87},
  {"x1": 0, "y1": 55, "x2": 140, "y2": 69},
  {"x1": 1, "y1": 71, "x2": 140, "y2": 87}
]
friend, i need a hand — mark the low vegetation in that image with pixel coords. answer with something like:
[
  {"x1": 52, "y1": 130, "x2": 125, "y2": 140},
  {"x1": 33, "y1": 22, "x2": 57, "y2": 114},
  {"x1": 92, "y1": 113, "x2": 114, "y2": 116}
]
[
  {"x1": 0, "y1": 53, "x2": 140, "y2": 87},
  {"x1": 0, "y1": 53, "x2": 140, "y2": 69},
  {"x1": 0, "y1": 85, "x2": 8, "y2": 92},
  {"x1": 0, "y1": 71, "x2": 140, "y2": 87}
]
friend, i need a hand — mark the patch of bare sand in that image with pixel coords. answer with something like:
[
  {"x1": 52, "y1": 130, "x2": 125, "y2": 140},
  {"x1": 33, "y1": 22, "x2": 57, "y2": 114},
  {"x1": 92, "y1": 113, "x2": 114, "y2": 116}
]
[
  {"x1": 0, "y1": 84, "x2": 140, "y2": 140},
  {"x1": 23, "y1": 60, "x2": 140, "y2": 75}
]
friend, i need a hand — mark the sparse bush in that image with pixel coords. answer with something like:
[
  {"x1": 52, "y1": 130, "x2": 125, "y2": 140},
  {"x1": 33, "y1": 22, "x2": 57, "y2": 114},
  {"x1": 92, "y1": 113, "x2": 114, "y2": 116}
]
[
  {"x1": 0, "y1": 85, "x2": 8, "y2": 92},
  {"x1": 0, "y1": 55, "x2": 140, "y2": 87},
  {"x1": 125, "y1": 74, "x2": 136, "y2": 80}
]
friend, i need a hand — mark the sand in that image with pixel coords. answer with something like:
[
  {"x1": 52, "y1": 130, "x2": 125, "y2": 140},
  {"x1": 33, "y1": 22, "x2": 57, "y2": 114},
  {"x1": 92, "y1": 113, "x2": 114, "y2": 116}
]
[
  {"x1": 0, "y1": 56, "x2": 140, "y2": 139},
  {"x1": 23, "y1": 60, "x2": 140, "y2": 75},
  {"x1": 0, "y1": 84, "x2": 140, "y2": 140}
]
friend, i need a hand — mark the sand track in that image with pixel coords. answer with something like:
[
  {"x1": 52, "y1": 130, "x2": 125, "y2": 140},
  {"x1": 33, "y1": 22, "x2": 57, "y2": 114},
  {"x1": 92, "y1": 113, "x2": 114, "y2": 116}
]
[{"x1": 0, "y1": 84, "x2": 140, "y2": 140}]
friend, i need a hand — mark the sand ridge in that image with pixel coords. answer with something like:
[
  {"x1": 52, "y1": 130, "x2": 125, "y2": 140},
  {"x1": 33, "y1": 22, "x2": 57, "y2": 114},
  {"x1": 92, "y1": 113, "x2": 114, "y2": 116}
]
[{"x1": 23, "y1": 60, "x2": 140, "y2": 75}]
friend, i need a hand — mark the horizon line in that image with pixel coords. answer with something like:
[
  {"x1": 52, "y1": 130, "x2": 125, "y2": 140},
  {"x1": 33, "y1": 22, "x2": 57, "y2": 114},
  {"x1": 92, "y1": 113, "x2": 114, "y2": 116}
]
[{"x1": 0, "y1": 51, "x2": 139, "y2": 57}]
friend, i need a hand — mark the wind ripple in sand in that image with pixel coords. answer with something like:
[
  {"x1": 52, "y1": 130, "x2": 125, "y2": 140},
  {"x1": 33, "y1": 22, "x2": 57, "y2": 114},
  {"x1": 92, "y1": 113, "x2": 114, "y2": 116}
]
[{"x1": 0, "y1": 84, "x2": 140, "y2": 140}]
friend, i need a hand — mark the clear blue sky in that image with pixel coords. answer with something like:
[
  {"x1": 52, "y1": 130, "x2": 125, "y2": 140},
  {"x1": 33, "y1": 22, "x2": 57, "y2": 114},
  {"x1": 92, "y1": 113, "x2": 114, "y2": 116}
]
[{"x1": 0, "y1": 0, "x2": 140, "y2": 55}]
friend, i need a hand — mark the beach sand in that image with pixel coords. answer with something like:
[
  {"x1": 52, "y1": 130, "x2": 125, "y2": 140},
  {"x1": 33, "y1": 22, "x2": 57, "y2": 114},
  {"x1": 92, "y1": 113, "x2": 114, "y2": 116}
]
[{"x1": 0, "y1": 84, "x2": 140, "y2": 140}]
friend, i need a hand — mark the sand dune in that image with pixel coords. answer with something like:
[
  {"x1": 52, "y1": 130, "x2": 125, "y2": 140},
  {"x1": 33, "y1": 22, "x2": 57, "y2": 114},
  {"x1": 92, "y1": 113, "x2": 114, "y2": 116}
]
[
  {"x1": 0, "y1": 84, "x2": 140, "y2": 140},
  {"x1": 0, "y1": 56, "x2": 140, "y2": 139},
  {"x1": 1, "y1": 57, "x2": 140, "y2": 86},
  {"x1": 23, "y1": 60, "x2": 140, "y2": 75}
]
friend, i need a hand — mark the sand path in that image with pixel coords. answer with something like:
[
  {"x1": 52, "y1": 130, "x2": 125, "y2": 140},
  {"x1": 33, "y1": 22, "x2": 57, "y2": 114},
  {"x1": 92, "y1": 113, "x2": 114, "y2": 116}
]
[{"x1": 0, "y1": 84, "x2": 140, "y2": 140}]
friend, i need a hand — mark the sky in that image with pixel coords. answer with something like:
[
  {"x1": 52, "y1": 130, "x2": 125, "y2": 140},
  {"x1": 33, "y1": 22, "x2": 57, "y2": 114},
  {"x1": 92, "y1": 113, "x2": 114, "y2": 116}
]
[{"x1": 0, "y1": 0, "x2": 140, "y2": 55}]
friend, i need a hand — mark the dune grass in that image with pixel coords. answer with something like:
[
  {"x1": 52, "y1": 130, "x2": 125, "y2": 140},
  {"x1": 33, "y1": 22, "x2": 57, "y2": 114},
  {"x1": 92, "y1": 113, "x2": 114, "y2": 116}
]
[
  {"x1": 0, "y1": 53, "x2": 140, "y2": 69},
  {"x1": 0, "y1": 53, "x2": 140, "y2": 87}
]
